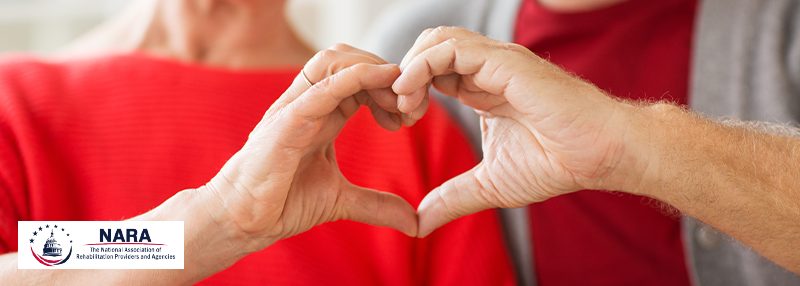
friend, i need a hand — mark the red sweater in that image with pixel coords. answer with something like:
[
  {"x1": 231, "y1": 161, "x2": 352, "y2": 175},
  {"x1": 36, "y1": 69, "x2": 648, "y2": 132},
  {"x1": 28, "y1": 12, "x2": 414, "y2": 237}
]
[
  {"x1": 0, "y1": 53, "x2": 515, "y2": 285},
  {"x1": 515, "y1": 0, "x2": 695, "y2": 285}
]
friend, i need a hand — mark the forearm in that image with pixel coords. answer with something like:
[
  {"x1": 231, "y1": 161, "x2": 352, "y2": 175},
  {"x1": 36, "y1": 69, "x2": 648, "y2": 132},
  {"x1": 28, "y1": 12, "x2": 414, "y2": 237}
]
[{"x1": 626, "y1": 103, "x2": 800, "y2": 273}]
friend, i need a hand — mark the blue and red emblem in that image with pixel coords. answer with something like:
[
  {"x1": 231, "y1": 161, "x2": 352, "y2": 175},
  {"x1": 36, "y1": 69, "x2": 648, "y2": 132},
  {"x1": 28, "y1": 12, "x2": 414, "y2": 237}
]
[{"x1": 28, "y1": 223, "x2": 72, "y2": 266}]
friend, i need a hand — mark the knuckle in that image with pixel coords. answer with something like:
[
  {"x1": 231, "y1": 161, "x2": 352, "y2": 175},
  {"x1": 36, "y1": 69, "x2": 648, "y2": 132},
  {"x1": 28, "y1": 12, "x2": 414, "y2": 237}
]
[
  {"x1": 433, "y1": 26, "x2": 470, "y2": 38},
  {"x1": 419, "y1": 28, "x2": 436, "y2": 39},
  {"x1": 306, "y1": 49, "x2": 340, "y2": 79},
  {"x1": 349, "y1": 62, "x2": 371, "y2": 73},
  {"x1": 443, "y1": 37, "x2": 460, "y2": 47},
  {"x1": 430, "y1": 26, "x2": 452, "y2": 38},
  {"x1": 316, "y1": 49, "x2": 338, "y2": 64},
  {"x1": 439, "y1": 26, "x2": 459, "y2": 33},
  {"x1": 501, "y1": 42, "x2": 528, "y2": 54}
]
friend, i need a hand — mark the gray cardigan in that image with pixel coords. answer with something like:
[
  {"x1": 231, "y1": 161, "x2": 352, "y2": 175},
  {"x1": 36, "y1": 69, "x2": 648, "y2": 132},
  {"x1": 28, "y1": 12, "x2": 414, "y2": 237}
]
[{"x1": 362, "y1": 0, "x2": 800, "y2": 285}]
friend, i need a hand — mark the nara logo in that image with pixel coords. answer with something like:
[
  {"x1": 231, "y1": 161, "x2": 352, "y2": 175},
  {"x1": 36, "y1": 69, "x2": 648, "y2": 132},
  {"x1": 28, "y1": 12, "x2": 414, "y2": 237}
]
[{"x1": 28, "y1": 223, "x2": 72, "y2": 266}]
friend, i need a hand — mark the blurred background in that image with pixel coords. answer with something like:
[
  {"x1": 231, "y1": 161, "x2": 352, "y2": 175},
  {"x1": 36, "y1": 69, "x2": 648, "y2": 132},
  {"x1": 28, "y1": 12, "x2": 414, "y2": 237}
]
[{"x1": 0, "y1": 0, "x2": 406, "y2": 53}]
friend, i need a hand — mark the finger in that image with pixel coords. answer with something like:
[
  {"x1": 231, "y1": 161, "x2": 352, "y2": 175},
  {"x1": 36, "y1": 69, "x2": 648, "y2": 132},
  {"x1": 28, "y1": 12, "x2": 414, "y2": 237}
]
[
  {"x1": 366, "y1": 87, "x2": 400, "y2": 113},
  {"x1": 337, "y1": 183, "x2": 419, "y2": 237},
  {"x1": 326, "y1": 44, "x2": 400, "y2": 116},
  {"x1": 399, "y1": 26, "x2": 482, "y2": 69},
  {"x1": 262, "y1": 72, "x2": 318, "y2": 121},
  {"x1": 257, "y1": 64, "x2": 400, "y2": 151},
  {"x1": 329, "y1": 43, "x2": 389, "y2": 65},
  {"x1": 431, "y1": 75, "x2": 508, "y2": 111},
  {"x1": 398, "y1": 81, "x2": 429, "y2": 113},
  {"x1": 394, "y1": 39, "x2": 478, "y2": 96},
  {"x1": 393, "y1": 39, "x2": 462, "y2": 115},
  {"x1": 336, "y1": 93, "x2": 362, "y2": 118},
  {"x1": 355, "y1": 91, "x2": 402, "y2": 131},
  {"x1": 400, "y1": 91, "x2": 429, "y2": 127},
  {"x1": 416, "y1": 165, "x2": 494, "y2": 238},
  {"x1": 275, "y1": 49, "x2": 387, "y2": 108},
  {"x1": 399, "y1": 27, "x2": 434, "y2": 69},
  {"x1": 288, "y1": 63, "x2": 401, "y2": 121},
  {"x1": 394, "y1": 39, "x2": 525, "y2": 113},
  {"x1": 430, "y1": 73, "x2": 462, "y2": 98}
]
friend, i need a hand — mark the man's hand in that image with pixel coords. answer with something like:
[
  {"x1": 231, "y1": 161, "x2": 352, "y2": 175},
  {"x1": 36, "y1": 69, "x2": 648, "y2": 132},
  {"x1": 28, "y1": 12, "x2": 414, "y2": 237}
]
[
  {"x1": 392, "y1": 27, "x2": 647, "y2": 238},
  {"x1": 394, "y1": 26, "x2": 800, "y2": 275}
]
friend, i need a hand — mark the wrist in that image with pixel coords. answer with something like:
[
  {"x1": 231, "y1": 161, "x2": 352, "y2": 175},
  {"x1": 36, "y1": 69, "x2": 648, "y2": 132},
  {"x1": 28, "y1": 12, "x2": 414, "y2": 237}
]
[
  {"x1": 611, "y1": 102, "x2": 691, "y2": 199},
  {"x1": 140, "y1": 186, "x2": 265, "y2": 284},
  {"x1": 596, "y1": 101, "x2": 672, "y2": 197}
]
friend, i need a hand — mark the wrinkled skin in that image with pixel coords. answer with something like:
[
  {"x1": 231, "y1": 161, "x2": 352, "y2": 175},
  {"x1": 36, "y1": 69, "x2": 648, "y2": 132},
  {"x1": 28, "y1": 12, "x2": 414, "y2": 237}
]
[
  {"x1": 201, "y1": 45, "x2": 419, "y2": 259},
  {"x1": 392, "y1": 27, "x2": 641, "y2": 237}
]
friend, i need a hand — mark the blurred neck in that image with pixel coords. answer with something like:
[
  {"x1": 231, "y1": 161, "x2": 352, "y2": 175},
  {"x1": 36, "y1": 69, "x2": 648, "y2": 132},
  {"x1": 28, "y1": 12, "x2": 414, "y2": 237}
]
[
  {"x1": 61, "y1": 0, "x2": 315, "y2": 69},
  {"x1": 538, "y1": 0, "x2": 631, "y2": 12}
]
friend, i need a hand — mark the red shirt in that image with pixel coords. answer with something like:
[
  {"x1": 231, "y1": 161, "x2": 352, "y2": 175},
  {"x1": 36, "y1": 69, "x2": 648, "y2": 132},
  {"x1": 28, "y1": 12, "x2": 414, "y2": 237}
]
[
  {"x1": 0, "y1": 53, "x2": 515, "y2": 285},
  {"x1": 515, "y1": 0, "x2": 696, "y2": 285}
]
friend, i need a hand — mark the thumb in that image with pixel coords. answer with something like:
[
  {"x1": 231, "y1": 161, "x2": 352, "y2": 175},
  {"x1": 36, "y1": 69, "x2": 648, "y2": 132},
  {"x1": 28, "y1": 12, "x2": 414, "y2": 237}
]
[
  {"x1": 417, "y1": 165, "x2": 495, "y2": 238},
  {"x1": 336, "y1": 183, "x2": 419, "y2": 237}
]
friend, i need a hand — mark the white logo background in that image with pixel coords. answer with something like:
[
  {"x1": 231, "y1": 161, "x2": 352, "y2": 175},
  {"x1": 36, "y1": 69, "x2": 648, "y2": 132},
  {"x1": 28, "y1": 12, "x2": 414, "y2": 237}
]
[{"x1": 19, "y1": 221, "x2": 184, "y2": 269}]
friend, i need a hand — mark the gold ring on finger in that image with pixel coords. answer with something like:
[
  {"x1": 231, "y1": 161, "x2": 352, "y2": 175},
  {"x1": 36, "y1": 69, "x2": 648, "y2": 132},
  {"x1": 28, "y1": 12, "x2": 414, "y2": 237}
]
[{"x1": 301, "y1": 69, "x2": 314, "y2": 88}]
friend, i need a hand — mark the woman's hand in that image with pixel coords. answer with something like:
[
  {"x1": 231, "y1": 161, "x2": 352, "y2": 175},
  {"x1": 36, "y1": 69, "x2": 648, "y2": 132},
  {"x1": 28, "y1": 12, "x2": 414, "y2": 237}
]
[
  {"x1": 144, "y1": 44, "x2": 418, "y2": 284},
  {"x1": 392, "y1": 27, "x2": 647, "y2": 237},
  {"x1": 210, "y1": 44, "x2": 416, "y2": 240},
  {"x1": 209, "y1": 44, "x2": 418, "y2": 242}
]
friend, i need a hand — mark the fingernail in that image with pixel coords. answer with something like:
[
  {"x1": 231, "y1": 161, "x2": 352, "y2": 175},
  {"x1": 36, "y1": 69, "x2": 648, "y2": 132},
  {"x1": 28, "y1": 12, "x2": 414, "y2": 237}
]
[{"x1": 398, "y1": 94, "x2": 405, "y2": 108}]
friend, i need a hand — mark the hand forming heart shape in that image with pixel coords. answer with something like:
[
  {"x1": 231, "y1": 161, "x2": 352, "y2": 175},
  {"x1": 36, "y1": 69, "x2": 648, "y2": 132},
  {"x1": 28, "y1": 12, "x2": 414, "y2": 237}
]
[
  {"x1": 391, "y1": 27, "x2": 645, "y2": 237},
  {"x1": 200, "y1": 44, "x2": 420, "y2": 252}
]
